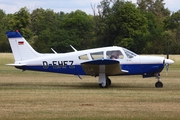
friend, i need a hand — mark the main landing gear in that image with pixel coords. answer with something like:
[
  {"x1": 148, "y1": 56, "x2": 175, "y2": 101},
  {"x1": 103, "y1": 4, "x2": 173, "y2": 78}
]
[
  {"x1": 99, "y1": 77, "x2": 111, "y2": 88},
  {"x1": 98, "y1": 71, "x2": 111, "y2": 88},
  {"x1": 155, "y1": 74, "x2": 163, "y2": 88}
]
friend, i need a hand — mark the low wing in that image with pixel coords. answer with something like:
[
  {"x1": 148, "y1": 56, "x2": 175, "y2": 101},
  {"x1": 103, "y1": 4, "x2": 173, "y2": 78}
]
[{"x1": 81, "y1": 59, "x2": 128, "y2": 76}]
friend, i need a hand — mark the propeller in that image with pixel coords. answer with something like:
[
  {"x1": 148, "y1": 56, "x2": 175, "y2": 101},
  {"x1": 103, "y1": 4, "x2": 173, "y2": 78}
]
[
  {"x1": 166, "y1": 41, "x2": 169, "y2": 75},
  {"x1": 165, "y1": 41, "x2": 174, "y2": 75},
  {"x1": 165, "y1": 59, "x2": 174, "y2": 75},
  {"x1": 166, "y1": 63, "x2": 169, "y2": 75}
]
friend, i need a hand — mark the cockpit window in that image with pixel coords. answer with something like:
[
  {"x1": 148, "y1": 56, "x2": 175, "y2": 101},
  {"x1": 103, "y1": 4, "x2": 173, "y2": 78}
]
[
  {"x1": 123, "y1": 48, "x2": 137, "y2": 58},
  {"x1": 106, "y1": 50, "x2": 124, "y2": 59}
]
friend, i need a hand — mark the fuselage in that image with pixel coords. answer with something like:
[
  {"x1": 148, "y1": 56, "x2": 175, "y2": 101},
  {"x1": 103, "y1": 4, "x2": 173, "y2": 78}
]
[{"x1": 15, "y1": 46, "x2": 169, "y2": 77}]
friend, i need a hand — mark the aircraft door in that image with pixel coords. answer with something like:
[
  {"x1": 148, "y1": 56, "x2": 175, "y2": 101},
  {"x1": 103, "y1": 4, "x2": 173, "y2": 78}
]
[{"x1": 122, "y1": 48, "x2": 142, "y2": 74}]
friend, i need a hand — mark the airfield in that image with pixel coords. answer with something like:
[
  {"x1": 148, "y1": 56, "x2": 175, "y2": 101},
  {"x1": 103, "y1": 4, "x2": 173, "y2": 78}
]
[{"x1": 0, "y1": 53, "x2": 180, "y2": 120}]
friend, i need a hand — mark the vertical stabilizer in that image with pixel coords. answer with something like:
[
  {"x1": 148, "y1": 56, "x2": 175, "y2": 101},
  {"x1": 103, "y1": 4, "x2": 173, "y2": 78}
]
[{"x1": 6, "y1": 31, "x2": 42, "y2": 61}]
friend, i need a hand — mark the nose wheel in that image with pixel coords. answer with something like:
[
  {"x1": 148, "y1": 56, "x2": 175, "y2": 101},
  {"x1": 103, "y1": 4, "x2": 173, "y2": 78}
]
[{"x1": 155, "y1": 74, "x2": 163, "y2": 88}]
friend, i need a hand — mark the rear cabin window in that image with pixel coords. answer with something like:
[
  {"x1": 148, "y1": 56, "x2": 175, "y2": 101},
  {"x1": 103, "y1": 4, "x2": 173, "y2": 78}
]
[
  {"x1": 106, "y1": 50, "x2": 124, "y2": 59},
  {"x1": 79, "y1": 54, "x2": 89, "y2": 60},
  {"x1": 90, "y1": 52, "x2": 103, "y2": 60}
]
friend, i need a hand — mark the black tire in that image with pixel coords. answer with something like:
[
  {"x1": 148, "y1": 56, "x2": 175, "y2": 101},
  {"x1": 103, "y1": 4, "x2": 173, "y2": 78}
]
[
  {"x1": 99, "y1": 83, "x2": 104, "y2": 88},
  {"x1": 155, "y1": 81, "x2": 163, "y2": 88},
  {"x1": 99, "y1": 83, "x2": 107, "y2": 88},
  {"x1": 99, "y1": 77, "x2": 111, "y2": 88},
  {"x1": 107, "y1": 77, "x2": 111, "y2": 86}
]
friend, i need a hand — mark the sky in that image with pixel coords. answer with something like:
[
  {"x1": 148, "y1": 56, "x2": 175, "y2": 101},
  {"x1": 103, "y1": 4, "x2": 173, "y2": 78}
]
[{"x1": 0, "y1": 0, "x2": 179, "y2": 14}]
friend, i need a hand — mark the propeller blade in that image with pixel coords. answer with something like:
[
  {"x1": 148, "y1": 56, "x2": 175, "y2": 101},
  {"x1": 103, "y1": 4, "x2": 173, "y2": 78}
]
[
  {"x1": 164, "y1": 59, "x2": 174, "y2": 75},
  {"x1": 166, "y1": 64, "x2": 169, "y2": 75},
  {"x1": 167, "y1": 41, "x2": 169, "y2": 59},
  {"x1": 167, "y1": 53, "x2": 169, "y2": 59}
]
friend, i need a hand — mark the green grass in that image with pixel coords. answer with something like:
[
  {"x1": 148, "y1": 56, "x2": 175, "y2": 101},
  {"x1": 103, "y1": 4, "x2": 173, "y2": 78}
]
[{"x1": 0, "y1": 53, "x2": 180, "y2": 120}]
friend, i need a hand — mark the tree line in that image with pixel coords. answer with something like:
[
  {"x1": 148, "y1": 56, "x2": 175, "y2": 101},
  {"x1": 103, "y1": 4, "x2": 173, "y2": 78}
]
[{"x1": 0, "y1": 0, "x2": 180, "y2": 54}]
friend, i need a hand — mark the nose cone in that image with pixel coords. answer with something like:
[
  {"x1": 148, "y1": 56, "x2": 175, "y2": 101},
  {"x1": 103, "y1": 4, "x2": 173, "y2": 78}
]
[{"x1": 165, "y1": 59, "x2": 174, "y2": 64}]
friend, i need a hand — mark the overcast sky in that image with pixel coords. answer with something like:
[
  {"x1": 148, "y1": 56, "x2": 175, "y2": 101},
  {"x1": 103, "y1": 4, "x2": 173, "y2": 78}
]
[{"x1": 0, "y1": 0, "x2": 179, "y2": 14}]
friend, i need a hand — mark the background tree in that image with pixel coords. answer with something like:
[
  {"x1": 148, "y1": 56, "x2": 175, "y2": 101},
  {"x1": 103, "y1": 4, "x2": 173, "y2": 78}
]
[
  {"x1": 0, "y1": 9, "x2": 10, "y2": 52},
  {"x1": 32, "y1": 9, "x2": 95, "y2": 53},
  {"x1": 164, "y1": 10, "x2": 180, "y2": 53},
  {"x1": 31, "y1": 8, "x2": 59, "y2": 52},
  {"x1": 93, "y1": 0, "x2": 113, "y2": 47},
  {"x1": 93, "y1": 0, "x2": 149, "y2": 53},
  {"x1": 7, "y1": 7, "x2": 32, "y2": 39},
  {"x1": 60, "y1": 10, "x2": 95, "y2": 51},
  {"x1": 113, "y1": 1, "x2": 149, "y2": 53},
  {"x1": 137, "y1": 0, "x2": 170, "y2": 53}
]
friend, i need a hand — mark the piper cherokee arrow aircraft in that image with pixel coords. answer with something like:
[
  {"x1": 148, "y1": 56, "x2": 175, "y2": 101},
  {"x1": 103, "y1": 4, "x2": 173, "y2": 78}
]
[{"x1": 6, "y1": 31, "x2": 174, "y2": 88}]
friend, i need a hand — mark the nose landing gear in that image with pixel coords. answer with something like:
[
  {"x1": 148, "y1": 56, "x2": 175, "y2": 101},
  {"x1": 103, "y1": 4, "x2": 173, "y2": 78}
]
[{"x1": 155, "y1": 74, "x2": 163, "y2": 88}]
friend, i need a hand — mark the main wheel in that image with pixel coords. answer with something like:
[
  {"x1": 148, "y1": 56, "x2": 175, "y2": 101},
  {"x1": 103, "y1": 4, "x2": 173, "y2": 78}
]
[
  {"x1": 99, "y1": 78, "x2": 111, "y2": 88},
  {"x1": 106, "y1": 77, "x2": 111, "y2": 86},
  {"x1": 155, "y1": 81, "x2": 163, "y2": 88},
  {"x1": 99, "y1": 83, "x2": 108, "y2": 88}
]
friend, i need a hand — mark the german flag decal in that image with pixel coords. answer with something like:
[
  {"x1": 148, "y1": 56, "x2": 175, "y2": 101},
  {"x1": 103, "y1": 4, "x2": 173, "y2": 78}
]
[{"x1": 18, "y1": 41, "x2": 24, "y2": 45}]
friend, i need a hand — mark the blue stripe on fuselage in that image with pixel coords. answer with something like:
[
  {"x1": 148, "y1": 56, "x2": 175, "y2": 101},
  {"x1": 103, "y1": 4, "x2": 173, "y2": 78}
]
[
  {"x1": 121, "y1": 63, "x2": 164, "y2": 75},
  {"x1": 15, "y1": 63, "x2": 164, "y2": 76},
  {"x1": 16, "y1": 65, "x2": 86, "y2": 75}
]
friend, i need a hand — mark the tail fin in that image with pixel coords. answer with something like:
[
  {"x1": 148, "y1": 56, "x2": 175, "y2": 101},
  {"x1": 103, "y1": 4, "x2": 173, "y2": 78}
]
[{"x1": 6, "y1": 31, "x2": 42, "y2": 61}]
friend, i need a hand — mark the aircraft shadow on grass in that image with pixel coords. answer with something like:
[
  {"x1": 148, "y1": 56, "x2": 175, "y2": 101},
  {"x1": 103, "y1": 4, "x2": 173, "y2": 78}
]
[{"x1": 0, "y1": 82, "x2": 154, "y2": 89}]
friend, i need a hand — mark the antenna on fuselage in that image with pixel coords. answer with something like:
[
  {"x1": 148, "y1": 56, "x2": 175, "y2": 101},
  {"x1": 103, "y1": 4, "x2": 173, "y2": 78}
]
[
  {"x1": 70, "y1": 45, "x2": 77, "y2": 52},
  {"x1": 51, "y1": 48, "x2": 58, "y2": 54}
]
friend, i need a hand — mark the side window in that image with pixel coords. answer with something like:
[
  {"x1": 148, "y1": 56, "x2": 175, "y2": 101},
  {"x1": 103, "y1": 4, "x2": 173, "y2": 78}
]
[
  {"x1": 106, "y1": 50, "x2": 124, "y2": 59},
  {"x1": 79, "y1": 54, "x2": 89, "y2": 60},
  {"x1": 90, "y1": 52, "x2": 103, "y2": 60}
]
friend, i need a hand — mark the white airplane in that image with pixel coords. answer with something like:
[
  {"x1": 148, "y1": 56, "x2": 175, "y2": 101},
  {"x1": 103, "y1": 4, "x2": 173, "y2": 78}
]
[{"x1": 6, "y1": 31, "x2": 174, "y2": 88}]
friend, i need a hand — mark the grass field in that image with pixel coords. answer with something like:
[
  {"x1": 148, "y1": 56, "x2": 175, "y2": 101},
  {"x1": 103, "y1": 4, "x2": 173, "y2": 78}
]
[{"x1": 0, "y1": 53, "x2": 180, "y2": 120}]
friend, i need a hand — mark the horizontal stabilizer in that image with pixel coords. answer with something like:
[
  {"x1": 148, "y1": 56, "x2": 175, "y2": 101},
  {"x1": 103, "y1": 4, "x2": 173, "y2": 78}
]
[
  {"x1": 81, "y1": 59, "x2": 128, "y2": 76},
  {"x1": 6, "y1": 64, "x2": 26, "y2": 66}
]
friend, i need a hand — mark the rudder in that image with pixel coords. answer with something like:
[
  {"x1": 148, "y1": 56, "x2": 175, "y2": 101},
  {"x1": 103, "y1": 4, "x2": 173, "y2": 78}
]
[{"x1": 6, "y1": 31, "x2": 42, "y2": 61}]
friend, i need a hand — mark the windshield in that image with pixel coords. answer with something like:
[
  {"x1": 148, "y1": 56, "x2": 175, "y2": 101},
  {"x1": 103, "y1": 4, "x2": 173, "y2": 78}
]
[{"x1": 123, "y1": 48, "x2": 137, "y2": 58}]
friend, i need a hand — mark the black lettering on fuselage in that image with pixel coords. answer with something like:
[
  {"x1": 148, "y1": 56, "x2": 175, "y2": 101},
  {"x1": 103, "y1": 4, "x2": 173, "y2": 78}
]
[
  {"x1": 58, "y1": 61, "x2": 63, "y2": 68},
  {"x1": 43, "y1": 61, "x2": 49, "y2": 69},
  {"x1": 42, "y1": 60, "x2": 74, "y2": 69},
  {"x1": 69, "y1": 60, "x2": 74, "y2": 68},
  {"x1": 52, "y1": 61, "x2": 58, "y2": 69},
  {"x1": 63, "y1": 61, "x2": 68, "y2": 68}
]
